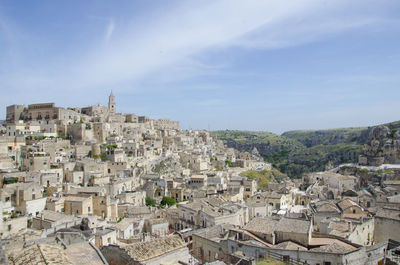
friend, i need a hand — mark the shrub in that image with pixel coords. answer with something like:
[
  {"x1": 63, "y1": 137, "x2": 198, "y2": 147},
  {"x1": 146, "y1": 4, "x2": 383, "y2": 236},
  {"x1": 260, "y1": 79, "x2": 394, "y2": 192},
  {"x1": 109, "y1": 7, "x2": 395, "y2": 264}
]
[
  {"x1": 225, "y1": 160, "x2": 235, "y2": 167},
  {"x1": 160, "y1": 196, "x2": 176, "y2": 207},
  {"x1": 145, "y1": 197, "x2": 156, "y2": 207}
]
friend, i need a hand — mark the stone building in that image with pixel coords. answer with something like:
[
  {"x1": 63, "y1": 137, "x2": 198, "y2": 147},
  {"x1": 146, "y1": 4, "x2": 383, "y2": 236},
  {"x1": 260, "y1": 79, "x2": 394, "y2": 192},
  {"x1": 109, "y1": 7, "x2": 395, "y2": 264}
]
[
  {"x1": 374, "y1": 206, "x2": 400, "y2": 242},
  {"x1": 101, "y1": 235, "x2": 190, "y2": 265},
  {"x1": 64, "y1": 195, "x2": 93, "y2": 216}
]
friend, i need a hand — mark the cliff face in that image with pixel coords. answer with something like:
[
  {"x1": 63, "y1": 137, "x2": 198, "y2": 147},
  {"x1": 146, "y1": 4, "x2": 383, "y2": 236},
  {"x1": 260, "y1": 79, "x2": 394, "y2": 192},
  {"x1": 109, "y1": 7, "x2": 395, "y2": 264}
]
[
  {"x1": 212, "y1": 130, "x2": 362, "y2": 178},
  {"x1": 211, "y1": 120, "x2": 400, "y2": 178},
  {"x1": 359, "y1": 125, "x2": 400, "y2": 166},
  {"x1": 282, "y1": 127, "x2": 369, "y2": 147},
  {"x1": 224, "y1": 139, "x2": 302, "y2": 155}
]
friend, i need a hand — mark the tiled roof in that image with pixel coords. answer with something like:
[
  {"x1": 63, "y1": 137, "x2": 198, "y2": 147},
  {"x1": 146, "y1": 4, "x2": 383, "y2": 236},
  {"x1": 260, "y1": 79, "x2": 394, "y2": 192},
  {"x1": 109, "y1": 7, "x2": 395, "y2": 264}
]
[
  {"x1": 309, "y1": 238, "x2": 357, "y2": 252},
  {"x1": 274, "y1": 218, "x2": 310, "y2": 234},
  {"x1": 65, "y1": 242, "x2": 105, "y2": 265},
  {"x1": 376, "y1": 208, "x2": 400, "y2": 221},
  {"x1": 274, "y1": 241, "x2": 307, "y2": 251},
  {"x1": 193, "y1": 224, "x2": 234, "y2": 241},
  {"x1": 310, "y1": 242, "x2": 352, "y2": 254},
  {"x1": 121, "y1": 235, "x2": 186, "y2": 262},
  {"x1": 314, "y1": 201, "x2": 341, "y2": 213},
  {"x1": 11, "y1": 244, "x2": 72, "y2": 265},
  {"x1": 337, "y1": 198, "x2": 360, "y2": 211},
  {"x1": 244, "y1": 217, "x2": 279, "y2": 235},
  {"x1": 35, "y1": 210, "x2": 78, "y2": 222}
]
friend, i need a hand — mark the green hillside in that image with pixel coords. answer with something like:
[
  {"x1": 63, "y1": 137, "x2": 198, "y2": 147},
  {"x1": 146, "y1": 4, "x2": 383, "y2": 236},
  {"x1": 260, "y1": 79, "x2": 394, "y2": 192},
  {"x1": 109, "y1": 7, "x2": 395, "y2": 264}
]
[{"x1": 211, "y1": 120, "x2": 400, "y2": 178}]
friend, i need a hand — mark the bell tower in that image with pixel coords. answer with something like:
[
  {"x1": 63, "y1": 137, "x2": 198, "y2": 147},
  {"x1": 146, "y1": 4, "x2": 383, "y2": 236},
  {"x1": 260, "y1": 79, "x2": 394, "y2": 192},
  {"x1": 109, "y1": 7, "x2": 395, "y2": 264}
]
[{"x1": 108, "y1": 91, "x2": 116, "y2": 114}]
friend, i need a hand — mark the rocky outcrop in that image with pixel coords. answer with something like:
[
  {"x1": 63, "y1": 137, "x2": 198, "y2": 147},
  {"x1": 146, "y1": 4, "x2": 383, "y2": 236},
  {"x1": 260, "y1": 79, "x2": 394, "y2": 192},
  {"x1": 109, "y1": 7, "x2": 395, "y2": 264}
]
[
  {"x1": 224, "y1": 139, "x2": 303, "y2": 156},
  {"x1": 282, "y1": 128, "x2": 369, "y2": 147},
  {"x1": 359, "y1": 125, "x2": 400, "y2": 166}
]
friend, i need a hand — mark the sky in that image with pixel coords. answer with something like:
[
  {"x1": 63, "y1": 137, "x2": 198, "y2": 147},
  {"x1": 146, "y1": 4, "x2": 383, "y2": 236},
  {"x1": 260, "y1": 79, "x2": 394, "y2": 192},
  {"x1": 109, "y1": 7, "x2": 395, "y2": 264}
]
[{"x1": 0, "y1": 0, "x2": 400, "y2": 134}]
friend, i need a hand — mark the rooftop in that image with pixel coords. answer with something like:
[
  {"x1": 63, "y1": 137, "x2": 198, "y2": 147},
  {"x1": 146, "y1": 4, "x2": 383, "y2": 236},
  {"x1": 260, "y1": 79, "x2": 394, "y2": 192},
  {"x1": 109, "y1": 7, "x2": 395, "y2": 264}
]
[
  {"x1": 120, "y1": 235, "x2": 186, "y2": 262},
  {"x1": 310, "y1": 242, "x2": 354, "y2": 254},
  {"x1": 274, "y1": 241, "x2": 307, "y2": 251},
  {"x1": 244, "y1": 217, "x2": 279, "y2": 235},
  {"x1": 35, "y1": 210, "x2": 78, "y2": 223},
  {"x1": 337, "y1": 198, "x2": 360, "y2": 211},
  {"x1": 11, "y1": 244, "x2": 72, "y2": 265},
  {"x1": 376, "y1": 208, "x2": 400, "y2": 221},
  {"x1": 274, "y1": 217, "x2": 311, "y2": 234}
]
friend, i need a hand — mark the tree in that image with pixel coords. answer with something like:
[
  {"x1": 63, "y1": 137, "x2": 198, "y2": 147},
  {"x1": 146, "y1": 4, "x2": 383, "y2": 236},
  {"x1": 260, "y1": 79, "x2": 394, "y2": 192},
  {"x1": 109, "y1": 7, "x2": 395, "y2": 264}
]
[
  {"x1": 160, "y1": 196, "x2": 176, "y2": 207},
  {"x1": 145, "y1": 196, "x2": 156, "y2": 207},
  {"x1": 225, "y1": 160, "x2": 235, "y2": 168}
]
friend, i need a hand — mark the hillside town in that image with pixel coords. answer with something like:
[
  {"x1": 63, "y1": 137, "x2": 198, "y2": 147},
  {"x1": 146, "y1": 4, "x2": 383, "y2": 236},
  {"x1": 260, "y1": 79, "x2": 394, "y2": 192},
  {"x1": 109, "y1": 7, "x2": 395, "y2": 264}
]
[{"x1": 0, "y1": 93, "x2": 399, "y2": 265}]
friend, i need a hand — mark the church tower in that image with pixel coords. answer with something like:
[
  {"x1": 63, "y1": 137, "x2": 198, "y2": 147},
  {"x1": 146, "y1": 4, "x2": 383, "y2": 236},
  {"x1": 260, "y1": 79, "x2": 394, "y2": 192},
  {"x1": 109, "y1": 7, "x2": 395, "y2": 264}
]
[{"x1": 108, "y1": 91, "x2": 116, "y2": 114}]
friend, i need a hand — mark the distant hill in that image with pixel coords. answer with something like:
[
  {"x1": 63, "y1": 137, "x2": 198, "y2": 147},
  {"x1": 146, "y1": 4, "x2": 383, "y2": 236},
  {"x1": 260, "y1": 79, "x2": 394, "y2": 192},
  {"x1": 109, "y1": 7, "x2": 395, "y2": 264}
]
[
  {"x1": 283, "y1": 120, "x2": 400, "y2": 147},
  {"x1": 210, "y1": 120, "x2": 400, "y2": 178},
  {"x1": 282, "y1": 127, "x2": 368, "y2": 147}
]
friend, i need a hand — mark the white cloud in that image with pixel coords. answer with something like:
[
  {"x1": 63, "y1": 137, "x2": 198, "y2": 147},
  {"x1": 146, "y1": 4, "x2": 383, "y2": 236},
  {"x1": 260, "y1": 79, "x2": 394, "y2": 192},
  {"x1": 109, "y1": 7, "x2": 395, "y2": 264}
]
[
  {"x1": 0, "y1": 0, "x2": 398, "y2": 95},
  {"x1": 104, "y1": 19, "x2": 115, "y2": 43}
]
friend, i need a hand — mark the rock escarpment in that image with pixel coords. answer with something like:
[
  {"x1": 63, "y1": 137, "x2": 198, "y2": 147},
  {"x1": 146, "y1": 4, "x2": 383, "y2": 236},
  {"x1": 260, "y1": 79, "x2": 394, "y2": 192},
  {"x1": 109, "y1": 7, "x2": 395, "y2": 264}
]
[{"x1": 359, "y1": 125, "x2": 400, "y2": 166}]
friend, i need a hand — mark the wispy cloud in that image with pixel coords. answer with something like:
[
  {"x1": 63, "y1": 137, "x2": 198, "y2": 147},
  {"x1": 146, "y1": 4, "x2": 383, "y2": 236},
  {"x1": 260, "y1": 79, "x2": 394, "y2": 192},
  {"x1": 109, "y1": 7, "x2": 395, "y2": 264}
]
[
  {"x1": 0, "y1": 0, "x2": 399, "y2": 98},
  {"x1": 104, "y1": 19, "x2": 115, "y2": 43}
]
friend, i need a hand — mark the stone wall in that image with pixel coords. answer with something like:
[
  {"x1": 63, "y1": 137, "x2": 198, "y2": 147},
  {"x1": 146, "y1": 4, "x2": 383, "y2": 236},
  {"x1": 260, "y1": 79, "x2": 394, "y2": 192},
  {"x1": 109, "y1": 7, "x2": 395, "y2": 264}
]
[{"x1": 374, "y1": 216, "x2": 400, "y2": 242}]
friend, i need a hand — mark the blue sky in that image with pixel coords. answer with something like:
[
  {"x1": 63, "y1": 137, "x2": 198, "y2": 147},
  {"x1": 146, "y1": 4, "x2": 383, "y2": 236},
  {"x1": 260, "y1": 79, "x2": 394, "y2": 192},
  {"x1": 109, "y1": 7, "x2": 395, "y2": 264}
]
[{"x1": 0, "y1": 0, "x2": 400, "y2": 133}]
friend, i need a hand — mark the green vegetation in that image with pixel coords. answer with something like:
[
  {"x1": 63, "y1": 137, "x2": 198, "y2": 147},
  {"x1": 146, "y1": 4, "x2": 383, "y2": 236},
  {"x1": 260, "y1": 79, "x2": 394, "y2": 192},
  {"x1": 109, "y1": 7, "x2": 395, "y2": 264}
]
[
  {"x1": 225, "y1": 160, "x2": 235, "y2": 167},
  {"x1": 85, "y1": 124, "x2": 92, "y2": 130},
  {"x1": 160, "y1": 196, "x2": 177, "y2": 207},
  {"x1": 210, "y1": 130, "x2": 302, "y2": 147},
  {"x1": 98, "y1": 153, "x2": 107, "y2": 161},
  {"x1": 262, "y1": 148, "x2": 290, "y2": 165},
  {"x1": 282, "y1": 127, "x2": 366, "y2": 147},
  {"x1": 145, "y1": 196, "x2": 156, "y2": 207},
  {"x1": 277, "y1": 143, "x2": 363, "y2": 177},
  {"x1": 102, "y1": 144, "x2": 118, "y2": 150},
  {"x1": 384, "y1": 169, "x2": 395, "y2": 174},
  {"x1": 241, "y1": 169, "x2": 286, "y2": 190},
  {"x1": 25, "y1": 135, "x2": 48, "y2": 141},
  {"x1": 3, "y1": 177, "x2": 19, "y2": 185},
  {"x1": 212, "y1": 127, "x2": 368, "y2": 178}
]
